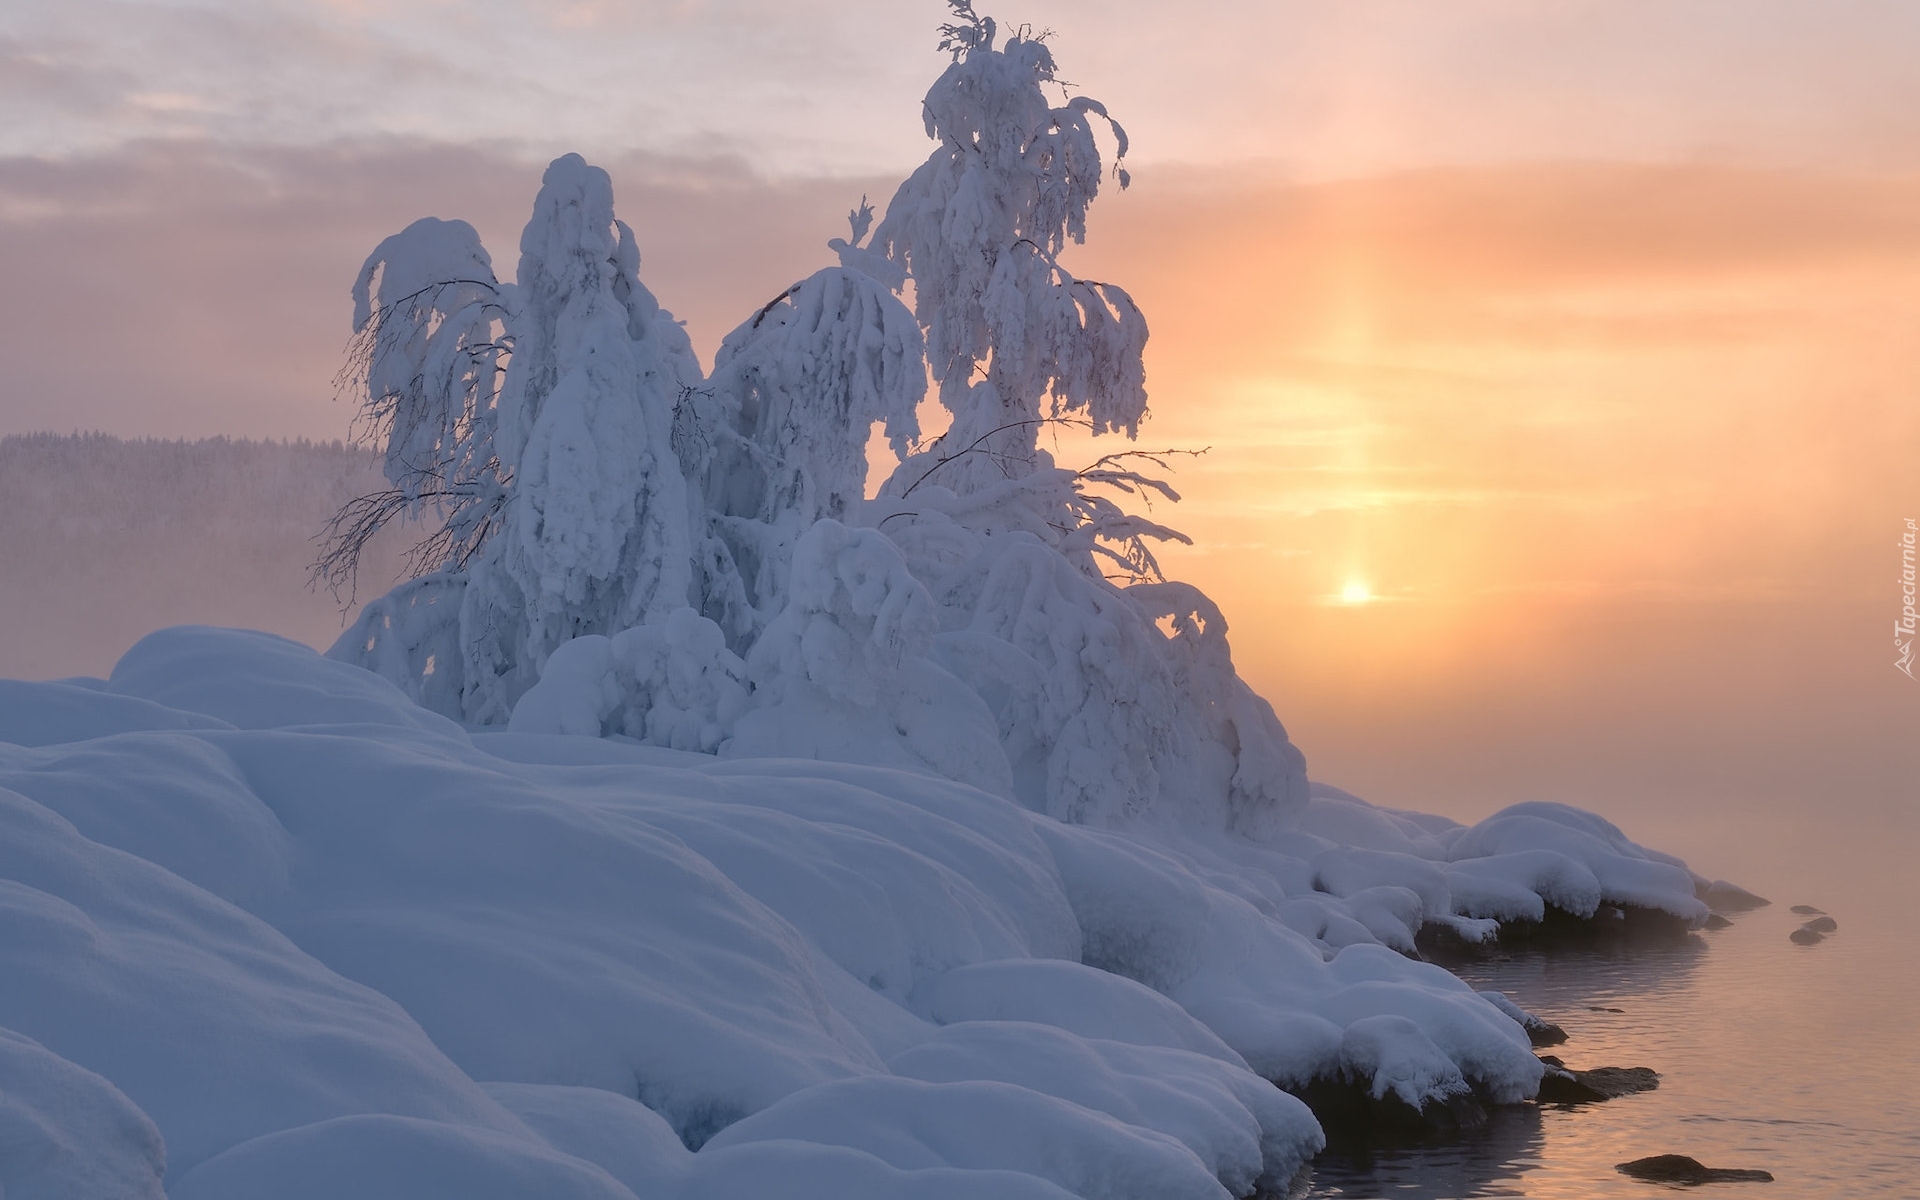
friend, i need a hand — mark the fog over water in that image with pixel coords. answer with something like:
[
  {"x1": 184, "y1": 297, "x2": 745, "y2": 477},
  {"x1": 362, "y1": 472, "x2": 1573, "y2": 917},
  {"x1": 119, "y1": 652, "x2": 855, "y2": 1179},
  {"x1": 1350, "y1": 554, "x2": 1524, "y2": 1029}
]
[{"x1": 0, "y1": 433, "x2": 411, "y2": 681}]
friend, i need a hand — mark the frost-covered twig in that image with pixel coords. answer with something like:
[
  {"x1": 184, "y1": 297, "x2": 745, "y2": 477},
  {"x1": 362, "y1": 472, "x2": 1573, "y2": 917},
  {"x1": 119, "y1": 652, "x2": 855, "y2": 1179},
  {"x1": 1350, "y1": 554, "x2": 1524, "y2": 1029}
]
[
  {"x1": 899, "y1": 417, "x2": 1091, "y2": 498},
  {"x1": 311, "y1": 460, "x2": 509, "y2": 604}
]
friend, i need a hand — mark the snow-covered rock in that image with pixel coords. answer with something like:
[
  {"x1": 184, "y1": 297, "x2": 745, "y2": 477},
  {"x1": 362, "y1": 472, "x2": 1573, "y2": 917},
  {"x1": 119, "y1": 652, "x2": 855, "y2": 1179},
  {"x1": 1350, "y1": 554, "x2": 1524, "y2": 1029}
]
[
  {"x1": 0, "y1": 1028, "x2": 167, "y2": 1200},
  {"x1": 0, "y1": 626, "x2": 1716, "y2": 1196}
]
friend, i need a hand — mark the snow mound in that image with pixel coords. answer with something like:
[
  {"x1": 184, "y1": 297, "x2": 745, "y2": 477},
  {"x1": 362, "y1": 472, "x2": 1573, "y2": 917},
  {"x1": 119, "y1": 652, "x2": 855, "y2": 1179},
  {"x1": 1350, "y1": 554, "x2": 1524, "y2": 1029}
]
[
  {"x1": 1299, "y1": 784, "x2": 1708, "y2": 928},
  {"x1": 704, "y1": 1076, "x2": 1234, "y2": 1200},
  {"x1": 911, "y1": 958, "x2": 1245, "y2": 1065},
  {"x1": 0, "y1": 1027, "x2": 167, "y2": 1200},
  {"x1": 171, "y1": 1115, "x2": 638, "y2": 1200},
  {"x1": 0, "y1": 629, "x2": 1708, "y2": 1195},
  {"x1": 1447, "y1": 802, "x2": 1709, "y2": 923},
  {"x1": 111, "y1": 625, "x2": 463, "y2": 737},
  {"x1": 0, "y1": 678, "x2": 228, "y2": 748},
  {"x1": 888, "y1": 1022, "x2": 1322, "y2": 1196}
]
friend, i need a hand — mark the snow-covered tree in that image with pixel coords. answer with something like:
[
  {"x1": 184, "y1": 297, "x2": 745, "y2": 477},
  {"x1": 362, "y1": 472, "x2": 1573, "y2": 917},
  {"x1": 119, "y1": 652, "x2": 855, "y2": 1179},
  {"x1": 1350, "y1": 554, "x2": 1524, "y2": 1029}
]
[
  {"x1": 726, "y1": 518, "x2": 1013, "y2": 798},
  {"x1": 331, "y1": 155, "x2": 706, "y2": 722},
  {"x1": 820, "y1": 2, "x2": 1307, "y2": 830},
  {"x1": 458, "y1": 153, "x2": 705, "y2": 721},
  {"x1": 685, "y1": 251, "x2": 926, "y2": 646},
  {"x1": 871, "y1": 0, "x2": 1146, "y2": 498},
  {"x1": 327, "y1": 4, "x2": 1310, "y2": 839},
  {"x1": 316, "y1": 217, "x2": 510, "y2": 592}
]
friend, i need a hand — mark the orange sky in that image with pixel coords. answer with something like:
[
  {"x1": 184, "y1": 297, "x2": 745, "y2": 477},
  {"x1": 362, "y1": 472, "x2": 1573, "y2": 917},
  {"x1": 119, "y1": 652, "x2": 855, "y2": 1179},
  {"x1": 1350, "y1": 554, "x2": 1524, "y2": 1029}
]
[{"x1": 1054, "y1": 163, "x2": 1920, "y2": 873}]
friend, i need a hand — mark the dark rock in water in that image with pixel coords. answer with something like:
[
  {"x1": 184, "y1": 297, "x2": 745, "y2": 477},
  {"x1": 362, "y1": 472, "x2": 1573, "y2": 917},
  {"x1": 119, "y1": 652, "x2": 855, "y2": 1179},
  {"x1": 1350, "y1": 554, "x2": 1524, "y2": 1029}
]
[
  {"x1": 1588, "y1": 1005, "x2": 1625, "y2": 1013},
  {"x1": 1290, "y1": 1076, "x2": 1489, "y2": 1140},
  {"x1": 1535, "y1": 1062, "x2": 1659, "y2": 1103},
  {"x1": 1789, "y1": 904, "x2": 1823, "y2": 915},
  {"x1": 1417, "y1": 901, "x2": 1699, "y2": 962},
  {"x1": 1616, "y1": 1154, "x2": 1774, "y2": 1184},
  {"x1": 1800, "y1": 915, "x2": 1837, "y2": 933},
  {"x1": 1789, "y1": 927, "x2": 1825, "y2": 945},
  {"x1": 1477, "y1": 990, "x2": 1569, "y2": 1047},
  {"x1": 1526, "y1": 1020, "x2": 1568, "y2": 1048},
  {"x1": 1704, "y1": 913, "x2": 1734, "y2": 930},
  {"x1": 1698, "y1": 880, "x2": 1771, "y2": 912},
  {"x1": 1537, "y1": 1070, "x2": 1607, "y2": 1103},
  {"x1": 1580, "y1": 1066, "x2": 1660, "y2": 1097}
]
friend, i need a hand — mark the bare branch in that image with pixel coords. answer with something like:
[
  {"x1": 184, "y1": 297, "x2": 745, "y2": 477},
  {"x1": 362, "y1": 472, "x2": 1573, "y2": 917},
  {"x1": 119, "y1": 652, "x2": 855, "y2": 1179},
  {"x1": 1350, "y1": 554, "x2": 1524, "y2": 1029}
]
[{"x1": 900, "y1": 415, "x2": 1093, "y2": 498}]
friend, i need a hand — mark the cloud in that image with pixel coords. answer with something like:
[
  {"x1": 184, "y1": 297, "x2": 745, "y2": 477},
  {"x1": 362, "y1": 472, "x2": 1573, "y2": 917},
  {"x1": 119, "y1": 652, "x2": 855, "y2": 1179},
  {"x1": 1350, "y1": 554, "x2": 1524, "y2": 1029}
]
[
  {"x1": 6, "y1": 1, "x2": 1920, "y2": 175},
  {"x1": 0, "y1": 0, "x2": 938, "y2": 172},
  {"x1": 0, "y1": 138, "x2": 890, "y2": 440}
]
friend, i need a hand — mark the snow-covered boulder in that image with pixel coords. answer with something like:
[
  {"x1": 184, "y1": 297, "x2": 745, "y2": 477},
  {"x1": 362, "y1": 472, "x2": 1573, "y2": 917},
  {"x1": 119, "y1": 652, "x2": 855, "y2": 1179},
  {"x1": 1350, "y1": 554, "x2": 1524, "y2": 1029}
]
[
  {"x1": 0, "y1": 627, "x2": 1652, "y2": 1196},
  {"x1": 0, "y1": 1028, "x2": 168, "y2": 1200}
]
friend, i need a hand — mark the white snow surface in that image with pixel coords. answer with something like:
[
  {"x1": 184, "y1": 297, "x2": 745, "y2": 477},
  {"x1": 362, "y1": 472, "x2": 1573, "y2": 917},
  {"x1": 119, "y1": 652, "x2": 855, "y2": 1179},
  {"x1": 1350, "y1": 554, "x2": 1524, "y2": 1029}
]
[{"x1": 0, "y1": 627, "x2": 1708, "y2": 1196}]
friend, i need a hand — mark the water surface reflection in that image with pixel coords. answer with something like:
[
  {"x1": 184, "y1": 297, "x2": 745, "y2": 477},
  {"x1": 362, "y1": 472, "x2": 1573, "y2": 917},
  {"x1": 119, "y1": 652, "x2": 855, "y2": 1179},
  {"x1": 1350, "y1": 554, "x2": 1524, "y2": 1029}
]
[
  {"x1": 1303, "y1": 902, "x2": 1919, "y2": 1198},
  {"x1": 1305, "y1": 1105, "x2": 1543, "y2": 1198}
]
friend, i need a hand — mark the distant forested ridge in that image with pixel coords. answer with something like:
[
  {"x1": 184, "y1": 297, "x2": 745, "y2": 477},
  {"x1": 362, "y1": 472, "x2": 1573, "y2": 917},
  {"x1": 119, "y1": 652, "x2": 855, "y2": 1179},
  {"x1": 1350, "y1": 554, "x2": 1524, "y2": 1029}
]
[{"x1": 0, "y1": 432, "x2": 407, "y2": 678}]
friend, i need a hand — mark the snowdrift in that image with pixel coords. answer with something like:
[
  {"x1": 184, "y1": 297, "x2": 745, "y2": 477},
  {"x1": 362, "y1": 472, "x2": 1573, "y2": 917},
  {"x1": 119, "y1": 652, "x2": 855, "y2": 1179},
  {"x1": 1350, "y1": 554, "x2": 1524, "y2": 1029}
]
[{"x1": 0, "y1": 627, "x2": 1707, "y2": 1198}]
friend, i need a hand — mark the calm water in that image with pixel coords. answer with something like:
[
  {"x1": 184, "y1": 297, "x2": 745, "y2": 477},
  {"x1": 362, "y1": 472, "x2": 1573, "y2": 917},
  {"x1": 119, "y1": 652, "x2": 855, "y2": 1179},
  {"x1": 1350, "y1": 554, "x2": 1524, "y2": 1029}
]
[{"x1": 1302, "y1": 880, "x2": 1920, "y2": 1198}]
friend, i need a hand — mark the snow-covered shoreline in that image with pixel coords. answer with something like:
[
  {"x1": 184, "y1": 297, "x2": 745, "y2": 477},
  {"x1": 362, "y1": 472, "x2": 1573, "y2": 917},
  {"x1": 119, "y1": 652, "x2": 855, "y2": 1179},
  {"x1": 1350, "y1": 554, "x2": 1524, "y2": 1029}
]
[{"x1": 0, "y1": 626, "x2": 1720, "y2": 1199}]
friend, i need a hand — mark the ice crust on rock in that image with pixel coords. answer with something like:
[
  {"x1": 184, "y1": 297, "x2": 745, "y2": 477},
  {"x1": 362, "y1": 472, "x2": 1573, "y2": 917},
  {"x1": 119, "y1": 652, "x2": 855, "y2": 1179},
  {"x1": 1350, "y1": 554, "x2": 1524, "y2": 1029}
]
[{"x1": 0, "y1": 627, "x2": 1719, "y2": 1196}]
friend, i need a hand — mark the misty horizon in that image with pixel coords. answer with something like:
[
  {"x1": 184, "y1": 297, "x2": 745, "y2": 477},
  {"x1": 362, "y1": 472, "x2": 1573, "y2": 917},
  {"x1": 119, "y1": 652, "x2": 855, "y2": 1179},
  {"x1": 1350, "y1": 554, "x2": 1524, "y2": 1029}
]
[{"x1": 3, "y1": 140, "x2": 1914, "y2": 889}]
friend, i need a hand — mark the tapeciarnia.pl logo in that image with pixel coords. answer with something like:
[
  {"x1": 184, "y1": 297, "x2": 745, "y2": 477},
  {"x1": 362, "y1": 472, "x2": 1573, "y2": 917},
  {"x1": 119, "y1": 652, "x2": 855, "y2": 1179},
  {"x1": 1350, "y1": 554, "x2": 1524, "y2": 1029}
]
[{"x1": 1899, "y1": 518, "x2": 1917, "y2": 679}]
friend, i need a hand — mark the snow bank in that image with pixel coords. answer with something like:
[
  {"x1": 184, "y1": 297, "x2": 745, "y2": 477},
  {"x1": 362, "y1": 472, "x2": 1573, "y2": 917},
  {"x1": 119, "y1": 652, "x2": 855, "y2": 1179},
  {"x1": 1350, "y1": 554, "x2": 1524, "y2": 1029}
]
[
  {"x1": 0, "y1": 628, "x2": 1709, "y2": 1196},
  {"x1": 1446, "y1": 802, "x2": 1709, "y2": 923},
  {"x1": 1295, "y1": 784, "x2": 1709, "y2": 928},
  {"x1": 888, "y1": 1022, "x2": 1321, "y2": 1196},
  {"x1": 0, "y1": 1028, "x2": 167, "y2": 1200}
]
